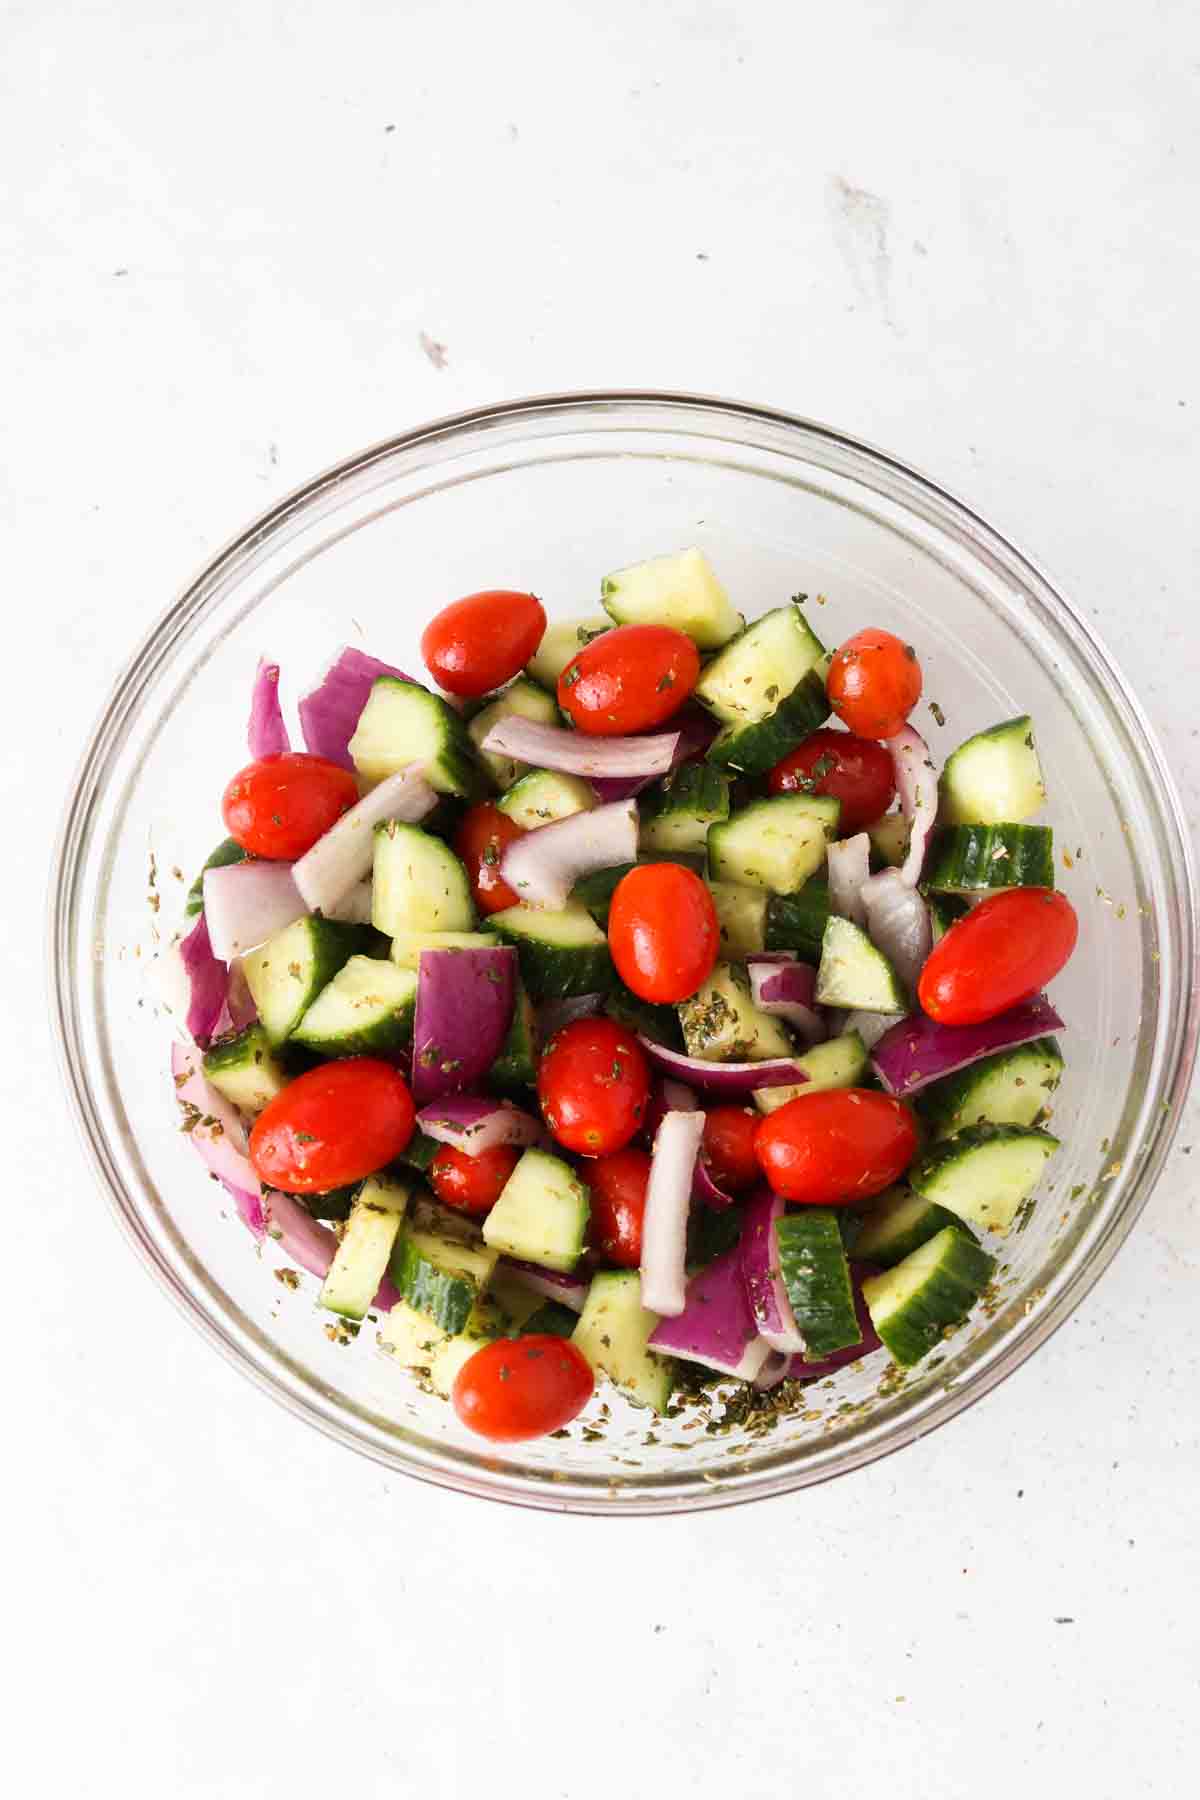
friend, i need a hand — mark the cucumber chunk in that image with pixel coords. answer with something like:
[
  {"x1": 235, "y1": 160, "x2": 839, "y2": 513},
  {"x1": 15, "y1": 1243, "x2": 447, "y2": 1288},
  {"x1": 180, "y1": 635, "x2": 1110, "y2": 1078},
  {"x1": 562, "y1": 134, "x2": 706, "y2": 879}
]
[
  {"x1": 243, "y1": 917, "x2": 376, "y2": 1046},
  {"x1": 390, "y1": 929, "x2": 499, "y2": 970},
  {"x1": 639, "y1": 765, "x2": 731, "y2": 854},
  {"x1": 571, "y1": 854, "x2": 705, "y2": 926},
  {"x1": 866, "y1": 813, "x2": 910, "y2": 870},
  {"x1": 705, "y1": 879, "x2": 768, "y2": 956},
  {"x1": 371, "y1": 822, "x2": 474, "y2": 938},
  {"x1": 378, "y1": 1300, "x2": 450, "y2": 1368},
  {"x1": 862, "y1": 1225, "x2": 995, "y2": 1367},
  {"x1": 752, "y1": 1030, "x2": 869, "y2": 1112},
  {"x1": 425, "y1": 1279, "x2": 551, "y2": 1397},
  {"x1": 389, "y1": 1228, "x2": 499, "y2": 1333},
  {"x1": 292, "y1": 955, "x2": 417, "y2": 1057},
  {"x1": 572, "y1": 1270, "x2": 675, "y2": 1412},
  {"x1": 853, "y1": 1186, "x2": 963, "y2": 1269},
  {"x1": 917, "y1": 1038, "x2": 1064, "y2": 1141},
  {"x1": 526, "y1": 615, "x2": 611, "y2": 691},
  {"x1": 815, "y1": 915, "x2": 906, "y2": 1012},
  {"x1": 940, "y1": 715, "x2": 1047, "y2": 825},
  {"x1": 488, "y1": 901, "x2": 614, "y2": 999},
  {"x1": 925, "y1": 823, "x2": 1054, "y2": 893},
  {"x1": 909, "y1": 1123, "x2": 1060, "y2": 1233},
  {"x1": 709, "y1": 794, "x2": 839, "y2": 893},
  {"x1": 481, "y1": 1147, "x2": 591, "y2": 1272},
  {"x1": 765, "y1": 879, "x2": 831, "y2": 961},
  {"x1": 467, "y1": 677, "x2": 562, "y2": 790},
  {"x1": 202, "y1": 1023, "x2": 288, "y2": 1113},
  {"x1": 927, "y1": 892, "x2": 969, "y2": 942},
  {"x1": 678, "y1": 961, "x2": 794, "y2": 1062},
  {"x1": 319, "y1": 1175, "x2": 410, "y2": 1321},
  {"x1": 350, "y1": 675, "x2": 483, "y2": 797},
  {"x1": 489, "y1": 980, "x2": 539, "y2": 1092},
  {"x1": 604, "y1": 984, "x2": 684, "y2": 1051},
  {"x1": 601, "y1": 547, "x2": 742, "y2": 650},
  {"x1": 696, "y1": 602, "x2": 830, "y2": 776},
  {"x1": 775, "y1": 1210, "x2": 862, "y2": 1358},
  {"x1": 497, "y1": 768, "x2": 596, "y2": 831}
]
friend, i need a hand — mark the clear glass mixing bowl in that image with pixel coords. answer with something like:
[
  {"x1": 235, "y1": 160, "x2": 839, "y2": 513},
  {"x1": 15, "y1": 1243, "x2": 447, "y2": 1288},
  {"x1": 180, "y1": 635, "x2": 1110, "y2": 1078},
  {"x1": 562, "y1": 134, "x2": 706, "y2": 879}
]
[{"x1": 49, "y1": 393, "x2": 1198, "y2": 1513}]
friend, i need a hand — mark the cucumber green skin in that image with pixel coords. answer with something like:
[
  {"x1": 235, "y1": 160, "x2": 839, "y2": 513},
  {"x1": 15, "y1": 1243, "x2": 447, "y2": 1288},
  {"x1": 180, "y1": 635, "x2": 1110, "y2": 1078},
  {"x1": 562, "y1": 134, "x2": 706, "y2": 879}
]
[
  {"x1": 186, "y1": 838, "x2": 251, "y2": 916},
  {"x1": 392, "y1": 1132, "x2": 441, "y2": 1177},
  {"x1": 863, "y1": 1227, "x2": 995, "y2": 1367},
  {"x1": 775, "y1": 1211, "x2": 862, "y2": 1358},
  {"x1": 490, "y1": 919, "x2": 616, "y2": 1001},
  {"x1": 853, "y1": 1189, "x2": 964, "y2": 1269},
  {"x1": 705, "y1": 672, "x2": 830, "y2": 776},
  {"x1": 604, "y1": 985, "x2": 683, "y2": 1050},
  {"x1": 244, "y1": 919, "x2": 378, "y2": 1047},
  {"x1": 926, "y1": 892, "x2": 969, "y2": 941},
  {"x1": 571, "y1": 854, "x2": 706, "y2": 926},
  {"x1": 765, "y1": 880, "x2": 830, "y2": 961},
  {"x1": 925, "y1": 824, "x2": 1054, "y2": 893},
  {"x1": 908, "y1": 1122, "x2": 1060, "y2": 1232},
  {"x1": 202, "y1": 1021, "x2": 279, "y2": 1080},
  {"x1": 291, "y1": 961, "x2": 417, "y2": 1058},
  {"x1": 639, "y1": 766, "x2": 731, "y2": 852},
  {"x1": 359, "y1": 677, "x2": 486, "y2": 799},
  {"x1": 297, "y1": 1185, "x2": 358, "y2": 1223},
  {"x1": 687, "y1": 1203, "x2": 745, "y2": 1267},
  {"x1": 388, "y1": 1238, "x2": 482, "y2": 1334},
  {"x1": 489, "y1": 983, "x2": 540, "y2": 1093},
  {"x1": 916, "y1": 1037, "x2": 1064, "y2": 1141},
  {"x1": 521, "y1": 1300, "x2": 579, "y2": 1338}
]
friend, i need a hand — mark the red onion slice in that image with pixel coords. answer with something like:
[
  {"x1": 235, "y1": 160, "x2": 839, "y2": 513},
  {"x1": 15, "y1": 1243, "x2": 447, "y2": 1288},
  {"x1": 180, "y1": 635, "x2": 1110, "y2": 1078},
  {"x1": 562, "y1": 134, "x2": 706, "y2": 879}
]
[
  {"x1": 203, "y1": 860, "x2": 307, "y2": 961},
  {"x1": 746, "y1": 956, "x2": 825, "y2": 1044},
  {"x1": 648, "y1": 1244, "x2": 771, "y2": 1380},
  {"x1": 171, "y1": 1042, "x2": 265, "y2": 1238},
  {"x1": 178, "y1": 913, "x2": 229, "y2": 1046},
  {"x1": 753, "y1": 1350, "x2": 793, "y2": 1390},
  {"x1": 248, "y1": 658, "x2": 290, "y2": 758},
  {"x1": 640, "y1": 1110, "x2": 705, "y2": 1317},
  {"x1": 292, "y1": 764, "x2": 437, "y2": 914},
  {"x1": 588, "y1": 707, "x2": 717, "y2": 801},
  {"x1": 888, "y1": 725, "x2": 938, "y2": 887},
  {"x1": 638, "y1": 1036, "x2": 812, "y2": 1097},
  {"x1": 827, "y1": 832, "x2": 871, "y2": 929},
  {"x1": 299, "y1": 646, "x2": 418, "y2": 769},
  {"x1": 499, "y1": 799, "x2": 639, "y2": 910},
  {"x1": 740, "y1": 1189, "x2": 807, "y2": 1353},
  {"x1": 416, "y1": 1096, "x2": 542, "y2": 1157},
  {"x1": 861, "y1": 868, "x2": 932, "y2": 1001},
  {"x1": 480, "y1": 716, "x2": 680, "y2": 781},
  {"x1": 871, "y1": 993, "x2": 1065, "y2": 1097},
  {"x1": 692, "y1": 1156, "x2": 736, "y2": 1212},
  {"x1": 411, "y1": 946, "x2": 517, "y2": 1106}
]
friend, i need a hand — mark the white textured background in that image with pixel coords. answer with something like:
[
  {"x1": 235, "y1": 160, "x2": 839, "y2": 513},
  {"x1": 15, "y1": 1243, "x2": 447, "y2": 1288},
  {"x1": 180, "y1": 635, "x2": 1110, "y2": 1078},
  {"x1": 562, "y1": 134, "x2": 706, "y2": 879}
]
[{"x1": 7, "y1": 3, "x2": 1199, "y2": 1795}]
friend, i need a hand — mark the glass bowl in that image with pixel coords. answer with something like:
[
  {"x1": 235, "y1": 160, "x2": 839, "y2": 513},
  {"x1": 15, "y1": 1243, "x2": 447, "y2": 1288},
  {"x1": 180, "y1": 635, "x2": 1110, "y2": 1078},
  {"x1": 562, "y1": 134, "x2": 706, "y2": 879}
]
[{"x1": 49, "y1": 392, "x2": 1198, "y2": 1514}]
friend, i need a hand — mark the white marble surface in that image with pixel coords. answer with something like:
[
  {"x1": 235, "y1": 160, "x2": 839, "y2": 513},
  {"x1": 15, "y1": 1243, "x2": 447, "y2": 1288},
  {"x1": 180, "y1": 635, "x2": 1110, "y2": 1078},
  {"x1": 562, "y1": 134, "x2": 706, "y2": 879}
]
[{"x1": 6, "y1": 3, "x2": 1199, "y2": 1795}]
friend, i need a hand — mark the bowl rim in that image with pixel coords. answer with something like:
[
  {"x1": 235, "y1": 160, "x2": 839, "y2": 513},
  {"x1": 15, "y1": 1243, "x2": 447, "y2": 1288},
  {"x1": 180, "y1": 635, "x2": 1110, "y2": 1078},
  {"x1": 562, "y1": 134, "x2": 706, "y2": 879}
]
[{"x1": 48, "y1": 388, "x2": 1200, "y2": 1514}]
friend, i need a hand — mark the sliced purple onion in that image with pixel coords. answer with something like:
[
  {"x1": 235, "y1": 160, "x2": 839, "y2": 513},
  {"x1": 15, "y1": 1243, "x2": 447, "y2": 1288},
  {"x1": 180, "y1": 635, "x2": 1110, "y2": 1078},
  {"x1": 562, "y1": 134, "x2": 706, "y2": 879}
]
[
  {"x1": 298, "y1": 646, "x2": 418, "y2": 769},
  {"x1": 861, "y1": 868, "x2": 932, "y2": 1001},
  {"x1": 171, "y1": 1042, "x2": 265, "y2": 1238},
  {"x1": 539, "y1": 992, "x2": 606, "y2": 1041},
  {"x1": 589, "y1": 707, "x2": 718, "y2": 802},
  {"x1": 888, "y1": 724, "x2": 938, "y2": 887},
  {"x1": 248, "y1": 658, "x2": 290, "y2": 759},
  {"x1": 212, "y1": 958, "x2": 258, "y2": 1039},
  {"x1": 499, "y1": 1258, "x2": 589, "y2": 1312},
  {"x1": 480, "y1": 716, "x2": 680, "y2": 782},
  {"x1": 785, "y1": 1269, "x2": 881, "y2": 1376},
  {"x1": 499, "y1": 799, "x2": 639, "y2": 910},
  {"x1": 638, "y1": 1036, "x2": 812, "y2": 1097},
  {"x1": 740, "y1": 1189, "x2": 806, "y2": 1353},
  {"x1": 871, "y1": 993, "x2": 1065, "y2": 1098},
  {"x1": 411, "y1": 946, "x2": 517, "y2": 1106},
  {"x1": 827, "y1": 832, "x2": 871, "y2": 929},
  {"x1": 292, "y1": 764, "x2": 437, "y2": 914},
  {"x1": 178, "y1": 913, "x2": 229, "y2": 1046},
  {"x1": 416, "y1": 1095, "x2": 542, "y2": 1157},
  {"x1": 648, "y1": 1244, "x2": 771, "y2": 1381},
  {"x1": 692, "y1": 1155, "x2": 736, "y2": 1212},
  {"x1": 753, "y1": 1350, "x2": 793, "y2": 1390},
  {"x1": 746, "y1": 955, "x2": 825, "y2": 1044},
  {"x1": 203, "y1": 859, "x2": 307, "y2": 961},
  {"x1": 640, "y1": 1110, "x2": 705, "y2": 1317},
  {"x1": 264, "y1": 1188, "x2": 398, "y2": 1309}
]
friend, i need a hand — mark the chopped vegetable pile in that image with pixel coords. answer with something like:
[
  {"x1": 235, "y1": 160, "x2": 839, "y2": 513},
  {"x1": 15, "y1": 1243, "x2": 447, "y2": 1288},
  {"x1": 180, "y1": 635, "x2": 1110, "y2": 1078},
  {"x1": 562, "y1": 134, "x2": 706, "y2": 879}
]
[{"x1": 170, "y1": 554, "x2": 1077, "y2": 1446}]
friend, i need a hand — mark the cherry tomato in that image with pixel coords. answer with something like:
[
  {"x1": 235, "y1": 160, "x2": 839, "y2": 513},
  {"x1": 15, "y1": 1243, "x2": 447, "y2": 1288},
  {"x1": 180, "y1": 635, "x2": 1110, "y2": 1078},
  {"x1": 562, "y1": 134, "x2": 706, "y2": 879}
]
[
  {"x1": 701, "y1": 1106, "x2": 761, "y2": 1193},
  {"x1": 768, "y1": 727, "x2": 897, "y2": 834},
  {"x1": 918, "y1": 887, "x2": 1078, "y2": 1026},
  {"x1": 222, "y1": 753, "x2": 359, "y2": 861},
  {"x1": 420, "y1": 590, "x2": 547, "y2": 697},
  {"x1": 588, "y1": 1146, "x2": 652, "y2": 1267},
  {"x1": 537, "y1": 1018, "x2": 651, "y2": 1156},
  {"x1": 429, "y1": 1143, "x2": 521, "y2": 1218},
  {"x1": 454, "y1": 803, "x2": 525, "y2": 915},
  {"x1": 452, "y1": 1334, "x2": 594, "y2": 1441},
  {"x1": 827, "y1": 628, "x2": 923, "y2": 739},
  {"x1": 557, "y1": 624, "x2": 700, "y2": 736},
  {"x1": 754, "y1": 1088, "x2": 917, "y2": 1205},
  {"x1": 249, "y1": 1059, "x2": 415, "y2": 1193},
  {"x1": 607, "y1": 863, "x2": 720, "y2": 1004}
]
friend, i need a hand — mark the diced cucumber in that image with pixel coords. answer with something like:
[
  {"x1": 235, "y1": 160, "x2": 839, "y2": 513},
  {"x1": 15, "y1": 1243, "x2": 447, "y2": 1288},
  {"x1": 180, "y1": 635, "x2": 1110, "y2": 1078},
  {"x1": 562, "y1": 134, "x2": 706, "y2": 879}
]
[
  {"x1": 910, "y1": 1123, "x2": 1059, "y2": 1233},
  {"x1": 571, "y1": 854, "x2": 705, "y2": 926},
  {"x1": 705, "y1": 686, "x2": 831, "y2": 777},
  {"x1": 202, "y1": 1023, "x2": 288, "y2": 1113},
  {"x1": 390, "y1": 930, "x2": 498, "y2": 970},
  {"x1": 815, "y1": 915, "x2": 906, "y2": 1012},
  {"x1": 678, "y1": 961, "x2": 794, "y2": 1062},
  {"x1": 526, "y1": 616, "x2": 611, "y2": 692},
  {"x1": 378, "y1": 1300, "x2": 450, "y2": 1368},
  {"x1": 467, "y1": 677, "x2": 562, "y2": 790},
  {"x1": 765, "y1": 879, "x2": 831, "y2": 961},
  {"x1": 489, "y1": 980, "x2": 539, "y2": 1092},
  {"x1": 292, "y1": 955, "x2": 417, "y2": 1057},
  {"x1": 752, "y1": 1030, "x2": 869, "y2": 1113},
  {"x1": 572, "y1": 1270, "x2": 675, "y2": 1412},
  {"x1": 927, "y1": 892, "x2": 969, "y2": 942},
  {"x1": 775, "y1": 1210, "x2": 862, "y2": 1359},
  {"x1": 243, "y1": 917, "x2": 376, "y2": 1046},
  {"x1": 319, "y1": 1175, "x2": 410, "y2": 1320},
  {"x1": 853, "y1": 1187, "x2": 963, "y2": 1269},
  {"x1": 425, "y1": 1280, "x2": 549, "y2": 1397},
  {"x1": 482, "y1": 1147, "x2": 591, "y2": 1273},
  {"x1": 604, "y1": 984, "x2": 683, "y2": 1051},
  {"x1": 488, "y1": 901, "x2": 614, "y2": 1000},
  {"x1": 497, "y1": 768, "x2": 596, "y2": 831},
  {"x1": 867, "y1": 813, "x2": 910, "y2": 870},
  {"x1": 389, "y1": 1228, "x2": 499, "y2": 1333},
  {"x1": 601, "y1": 547, "x2": 742, "y2": 650},
  {"x1": 862, "y1": 1226, "x2": 995, "y2": 1367},
  {"x1": 350, "y1": 675, "x2": 483, "y2": 797},
  {"x1": 940, "y1": 715, "x2": 1047, "y2": 826},
  {"x1": 521, "y1": 1299, "x2": 580, "y2": 1338},
  {"x1": 696, "y1": 602, "x2": 830, "y2": 775},
  {"x1": 371, "y1": 822, "x2": 474, "y2": 938},
  {"x1": 925, "y1": 822, "x2": 1054, "y2": 894},
  {"x1": 917, "y1": 1038, "x2": 1064, "y2": 1141},
  {"x1": 186, "y1": 837, "x2": 251, "y2": 917},
  {"x1": 705, "y1": 880, "x2": 768, "y2": 956},
  {"x1": 393, "y1": 1130, "x2": 442, "y2": 1178},
  {"x1": 639, "y1": 766, "x2": 731, "y2": 854},
  {"x1": 708, "y1": 794, "x2": 839, "y2": 893},
  {"x1": 428, "y1": 1332, "x2": 489, "y2": 1398}
]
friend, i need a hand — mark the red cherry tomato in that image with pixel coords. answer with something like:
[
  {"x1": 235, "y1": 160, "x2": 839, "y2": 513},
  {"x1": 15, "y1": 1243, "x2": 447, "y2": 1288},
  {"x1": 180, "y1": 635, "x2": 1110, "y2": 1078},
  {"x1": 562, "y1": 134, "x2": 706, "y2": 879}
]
[
  {"x1": 429, "y1": 1143, "x2": 521, "y2": 1218},
  {"x1": 452, "y1": 1334, "x2": 594, "y2": 1441},
  {"x1": 454, "y1": 803, "x2": 526, "y2": 915},
  {"x1": 768, "y1": 727, "x2": 897, "y2": 834},
  {"x1": 222, "y1": 753, "x2": 359, "y2": 861},
  {"x1": 537, "y1": 1018, "x2": 651, "y2": 1156},
  {"x1": 420, "y1": 590, "x2": 547, "y2": 697},
  {"x1": 918, "y1": 887, "x2": 1078, "y2": 1026},
  {"x1": 249, "y1": 1059, "x2": 415, "y2": 1193},
  {"x1": 701, "y1": 1106, "x2": 761, "y2": 1193},
  {"x1": 557, "y1": 624, "x2": 700, "y2": 736},
  {"x1": 588, "y1": 1146, "x2": 652, "y2": 1267},
  {"x1": 607, "y1": 863, "x2": 720, "y2": 1004},
  {"x1": 827, "y1": 628, "x2": 923, "y2": 739},
  {"x1": 754, "y1": 1088, "x2": 917, "y2": 1205}
]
